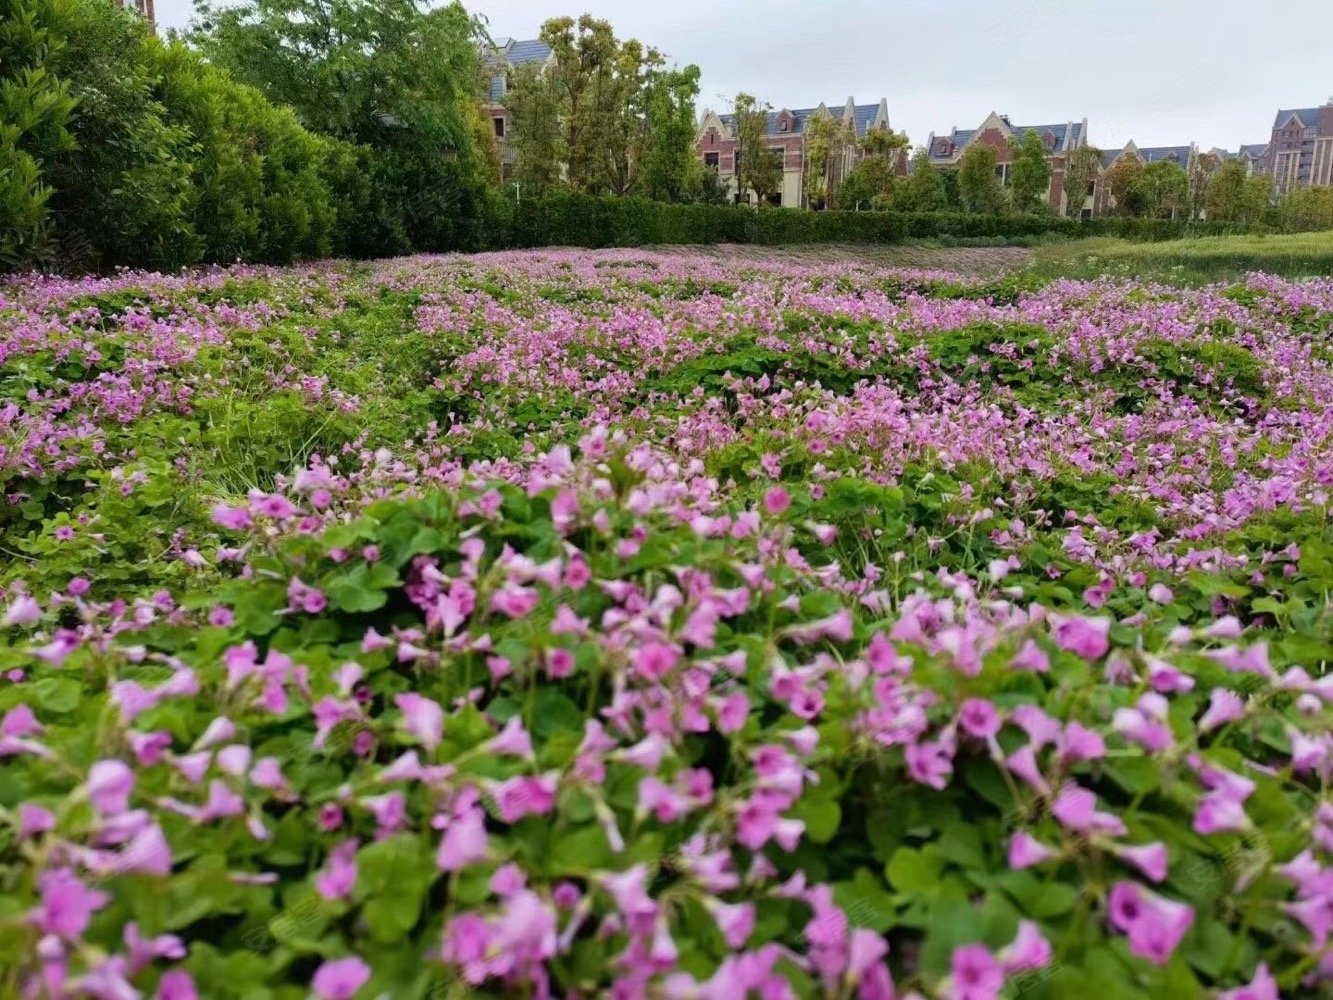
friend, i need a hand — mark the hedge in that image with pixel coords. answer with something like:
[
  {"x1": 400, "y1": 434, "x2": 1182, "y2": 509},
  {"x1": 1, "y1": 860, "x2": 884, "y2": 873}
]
[{"x1": 484, "y1": 194, "x2": 1248, "y2": 252}]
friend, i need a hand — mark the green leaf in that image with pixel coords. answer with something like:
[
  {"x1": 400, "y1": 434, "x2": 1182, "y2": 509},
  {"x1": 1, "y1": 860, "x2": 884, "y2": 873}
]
[{"x1": 885, "y1": 845, "x2": 945, "y2": 894}]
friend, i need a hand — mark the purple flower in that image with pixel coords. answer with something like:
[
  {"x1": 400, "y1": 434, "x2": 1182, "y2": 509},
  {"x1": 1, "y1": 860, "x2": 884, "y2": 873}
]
[
  {"x1": 949, "y1": 943, "x2": 1004, "y2": 1000},
  {"x1": 32, "y1": 868, "x2": 110, "y2": 938},
  {"x1": 395, "y1": 693, "x2": 443, "y2": 750},
  {"x1": 312, "y1": 957, "x2": 370, "y2": 1000},
  {"x1": 316, "y1": 839, "x2": 359, "y2": 900},
  {"x1": 999, "y1": 920, "x2": 1051, "y2": 973},
  {"x1": 437, "y1": 806, "x2": 489, "y2": 872},
  {"x1": 1199, "y1": 688, "x2": 1246, "y2": 732},
  {"x1": 1008, "y1": 831, "x2": 1055, "y2": 869},
  {"x1": 1218, "y1": 963, "x2": 1278, "y2": 1000},
  {"x1": 959, "y1": 698, "x2": 1001, "y2": 739},
  {"x1": 1051, "y1": 614, "x2": 1110, "y2": 660}
]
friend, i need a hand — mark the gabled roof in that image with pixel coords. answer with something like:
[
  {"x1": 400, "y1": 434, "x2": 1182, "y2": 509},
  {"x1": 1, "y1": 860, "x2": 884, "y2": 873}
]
[
  {"x1": 926, "y1": 114, "x2": 1085, "y2": 162},
  {"x1": 1273, "y1": 107, "x2": 1324, "y2": 129},
  {"x1": 1101, "y1": 143, "x2": 1192, "y2": 170},
  {"x1": 717, "y1": 101, "x2": 885, "y2": 139},
  {"x1": 1238, "y1": 143, "x2": 1269, "y2": 159},
  {"x1": 486, "y1": 39, "x2": 553, "y2": 102}
]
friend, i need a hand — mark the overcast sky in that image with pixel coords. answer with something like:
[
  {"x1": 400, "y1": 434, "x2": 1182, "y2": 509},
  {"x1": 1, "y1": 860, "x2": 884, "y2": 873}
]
[{"x1": 158, "y1": 0, "x2": 1332, "y2": 153}]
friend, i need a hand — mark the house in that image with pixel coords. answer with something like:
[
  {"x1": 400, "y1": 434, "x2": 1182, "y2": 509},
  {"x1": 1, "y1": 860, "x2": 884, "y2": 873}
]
[
  {"x1": 1237, "y1": 143, "x2": 1270, "y2": 177},
  {"x1": 1092, "y1": 142, "x2": 1195, "y2": 216},
  {"x1": 694, "y1": 98, "x2": 897, "y2": 208},
  {"x1": 1266, "y1": 100, "x2": 1333, "y2": 193},
  {"x1": 924, "y1": 112, "x2": 1089, "y2": 215},
  {"x1": 482, "y1": 38, "x2": 555, "y2": 180}
]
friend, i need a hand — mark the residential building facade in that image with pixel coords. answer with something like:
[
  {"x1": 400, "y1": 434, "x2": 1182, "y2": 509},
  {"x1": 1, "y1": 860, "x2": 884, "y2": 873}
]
[
  {"x1": 924, "y1": 112, "x2": 1089, "y2": 215},
  {"x1": 1265, "y1": 100, "x2": 1333, "y2": 194},
  {"x1": 694, "y1": 98, "x2": 896, "y2": 208},
  {"x1": 482, "y1": 38, "x2": 555, "y2": 180}
]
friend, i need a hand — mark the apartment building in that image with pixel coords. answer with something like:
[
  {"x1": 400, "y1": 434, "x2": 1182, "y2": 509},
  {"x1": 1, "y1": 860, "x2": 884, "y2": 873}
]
[
  {"x1": 1090, "y1": 142, "x2": 1196, "y2": 215},
  {"x1": 1265, "y1": 100, "x2": 1333, "y2": 194},
  {"x1": 695, "y1": 98, "x2": 896, "y2": 208}
]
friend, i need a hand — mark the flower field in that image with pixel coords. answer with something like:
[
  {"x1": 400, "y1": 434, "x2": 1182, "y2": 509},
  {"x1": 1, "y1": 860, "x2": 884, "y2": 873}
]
[{"x1": 1, "y1": 248, "x2": 1331, "y2": 999}]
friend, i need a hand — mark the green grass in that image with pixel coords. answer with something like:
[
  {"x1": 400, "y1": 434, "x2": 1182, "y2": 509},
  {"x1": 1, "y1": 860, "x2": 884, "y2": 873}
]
[{"x1": 1029, "y1": 230, "x2": 1333, "y2": 282}]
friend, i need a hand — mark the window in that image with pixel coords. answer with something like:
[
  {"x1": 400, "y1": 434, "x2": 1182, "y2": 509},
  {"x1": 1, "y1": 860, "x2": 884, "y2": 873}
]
[
  {"x1": 1086, "y1": 180, "x2": 1096, "y2": 196},
  {"x1": 493, "y1": 117, "x2": 506, "y2": 138},
  {"x1": 779, "y1": 120, "x2": 789, "y2": 133},
  {"x1": 704, "y1": 152, "x2": 720, "y2": 168}
]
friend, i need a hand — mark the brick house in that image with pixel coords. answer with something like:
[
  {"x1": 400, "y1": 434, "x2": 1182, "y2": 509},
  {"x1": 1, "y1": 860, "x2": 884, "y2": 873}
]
[
  {"x1": 1091, "y1": 142, "x2": 1195, "y2": 216},
  {"x1": 924, "y1": 112, "x2": 1089, "y2": 215},
  {"x1": 1265, "y1": 100, "x2": 1333, "y2": 194},
  {"x1": 694, "y1": 98, "x2": 896, "y2": 208},
  {"x1": 482, "y1": 38, "x2": 555, "y2": 180}
]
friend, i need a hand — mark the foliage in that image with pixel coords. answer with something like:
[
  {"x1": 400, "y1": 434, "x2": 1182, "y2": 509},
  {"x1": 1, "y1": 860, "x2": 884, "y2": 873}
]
[
  {"x1": 1, "y1": 250, "x2": 1331, "y2": 1000},
  {"x1": 193, "y1": 0, "x2": 493, "y2": 252},
  {"x1": 1062, "y1": 145, "x2": 1102, "y2": 218},
  {"x1": 1204, "y1": 161, "x2": 1272, "y2": 226},
  {"x1": 1130, "y1": 160, "x2": 1189, "y2": 220},
  {"x1": 1007, "y1": 131, "x2": 1051, "y2": 213},
  {"x1": 898, "y1": 151, "x2": 947, "y2": 213},
  {"x1": 504, "y1": 61, "x2": 563, "y2": 199},
  {"x1": 634, "y1": 65, "x2": 702, "y2": 203},
  {"x1": 0, "y1": 0, "x2": 76, "y2": 270},
  {"x1": 1187, "y1": 151, "x2": 1221, "y2": 221},
  {"x1": 836, "y1": 127, "x2": 909, "y2": 212},
  {"x1": 734, "y1": 92, "x2": 781, "y2": 207},
  {"x1": 1103, "y1": 156, "x2": 1146, "y2": 216},
  {"x1": 957, "y1": 143, "x2": 1006, "y2": 214}
]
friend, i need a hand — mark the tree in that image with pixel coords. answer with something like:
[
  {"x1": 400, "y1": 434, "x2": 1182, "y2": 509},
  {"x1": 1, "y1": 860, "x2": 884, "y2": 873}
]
[
  {"x1": 193, "y1": 0, "x2": 492, "y2": 250},
  {"x1": 634, "y1": 64, "x2": 700, "y2": 203},
  {"x1": 834, "y1": 124, "x2": 906, "y2": 211},
  {"x1": 1, "y1": 0, "x2": 76, "y2": 269},
  {"x1": 897, "y1": 149, "x2": 947, "y2": 212},
  {"x1": 692, "y1": 161, "x2": 730, "y2": 205},
  {"x1": 506, "y1": 61, "x2": 563, "y2": 198},
  {"x1": 1130, "y1": 160, "x2": 1188, "y2": 219},
  {"x1": 1062, "y1": 144, "x2": 1102, "y2": 218},
  {"x1": 1188, "y1": 151, "x2": 1221, "y2": 221},
  {"x1": 1205, "y1": 159, "x2": 1271, "y2": 224},
  {"x1": 801, "y1": 110, "x2": 842, "y2": 209},
  {"x1": 1008, "y1": 130, "x2": 1051, "y2": 212},
  {"x1": 1277, "y1": 186, "x2": 1333, "y2": 231},
  {"x1": 957, "y1": 143, "x2": 1005, "y2": 213},
  {"x1": 1102, "y1": 156, "x2": 1145, "y2": 215},
  {"x1": 734, "y1": 92, "x2": 779, "y2": 206}
]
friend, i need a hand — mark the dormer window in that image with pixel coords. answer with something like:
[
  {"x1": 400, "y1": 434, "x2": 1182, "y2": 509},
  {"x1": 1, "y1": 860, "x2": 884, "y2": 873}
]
[{"x1": 1043, "y1": 131, "x2": 1056, "y2": 151}]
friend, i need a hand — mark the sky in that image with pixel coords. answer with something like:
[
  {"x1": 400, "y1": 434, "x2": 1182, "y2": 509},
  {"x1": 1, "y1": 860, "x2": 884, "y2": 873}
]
[{"x1": 156, "y1": 0, "x2": 1333, "y2": 153}]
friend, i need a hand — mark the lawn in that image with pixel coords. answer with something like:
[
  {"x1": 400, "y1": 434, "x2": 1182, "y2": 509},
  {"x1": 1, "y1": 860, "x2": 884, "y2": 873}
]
[
  {"x1": 1031, "y1": 228, "x2": 1333, "y2": 282},
  {"x1": 1, "y1": 248, "x2": 1330, "y2": 999}
]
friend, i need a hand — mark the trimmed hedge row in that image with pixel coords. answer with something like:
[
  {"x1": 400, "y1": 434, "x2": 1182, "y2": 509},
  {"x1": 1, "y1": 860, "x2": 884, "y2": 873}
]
[{"x1": 485, "y1": 194, "x2": 1246, "y2": 251}]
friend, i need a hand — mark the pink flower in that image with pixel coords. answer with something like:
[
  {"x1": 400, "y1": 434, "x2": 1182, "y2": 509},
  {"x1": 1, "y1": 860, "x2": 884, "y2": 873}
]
[
  {"x1": 1199, "y1": 688, "x2": 1246, "y2": 732},
  {"x1": 763, "y1": 487, "x2": 791, "y2": 515},
  {"x1": 158, "y1": 970, "x2": 199, "y2": 1000},
  {"x1": 959, "y1": 698, "x2": 1001, "y2": 739},
  {"x1": 1010, "y1": 639, "x2": 1050, "y2": 672},
  {"x1": 1218, "y1": 963, "x2": 1278, "y2": 1000},
  {"x1": 1057, "y1": 721, "x2": 1105, "y2": 764},
  {"x1": 488, "y1": 716, "x2": 533, "y2": 758},
  {"x1": 1051, "y1": 614, "x2": 1110, "y2": 661},
  {"x1": 707, "y1": 899, "x2": 756, "y2": 949},
  {"x1": 316, "y1": 840, "x2": 359, "y2": 900},
  {"x1": 999, "y1": 920, "x2": 1051, "y2": 973},
  {"x1": 633, "y1": 642, "x2": 679, "y2": 681},
  {"x1": 312, "y1": 957, "x2": 370, "y2": 1000},
  {"x1": 1051, "y1": 783, "x2": 1125, "y2": 835},
  {"x1": 32, "y1": 868, "x2": 110, "y2": 938},
  {"x1": 1108, "y1": 881, "x2": 1194, "y2": 964},
  {"x1": 949, "y1": 943, "x2": 1004, "y2": 1000},
  {"x1": 490, "y1": 774, "x2": 557, "y2": 823},
  {"x1": 1113, "y1": 842, "x2": 1169, "y2": 882},
  {"x1": 87, "y1": 760, "x2": 134, "y2": 816},
  {"x1": 437, "y1": 807, "x2": 489, "y2": 872},
  {"x1": 19, "y1": 804, "x2": 55, "y2": 839},
  {"x1": 1147, "y1": 583, "x2": 1174, "y2": 605},
  {"x1": 1008, "y1": 831, "x2": 1055, "y2": 869},
  {"x1": 1194, "y1": 793, "x2": 1251, "y2": 835},
  {"x1": 210, "y1": 503, "x2": 251, "y2": 531},
  {"x1": 395, "y1": 693, "x2": 443, "y2": 750},
  {"x1": 2, "y1": 594, "x2": 41, "y2": 627},
  {"x1": 904, "y1": 738, "x2": 953, "y2": 790}
]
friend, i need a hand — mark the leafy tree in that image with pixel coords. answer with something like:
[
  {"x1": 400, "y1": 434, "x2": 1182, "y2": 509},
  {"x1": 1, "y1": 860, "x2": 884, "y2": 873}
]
[
  {"x1": 957, "y1": 143, "x2": 1005, "y2": 213},
  {"x1": 634, "y1": 64, "x2": 700, "y2": 203},
  {"x1": 693, "y1": 161, "x2": 730, "y2": 206},
  {"x1": 1062, "y1": 144, "x2": 1102, "y2": 218},
  {"x1": 1276, "y1": 186, "x2": 1333, "y2": 231},
  {"x1": 897, "y1": 149, "x2": 947, "y2": 212},
  {"x1": 1130, "y1": 160, "x2": 1188, "y2": 219},
  {"x1": 193, "y1": 0, "x2": 492, "y2": 250},
  {"x1": 506, "y1": 61, "x2": 563, "y2": 198},
  {"x1": 802, "y1": 111, "x2": 854, "y2": 209},
  {"x1": 734, "y1": 92, "x2": 779, "y2": 207},
  {"x1": 1205, "y1": 159, "x2": 1272, "y2": 225},
  {"x1": 0, "y1": 0, "x2": 76, "y2": 269},
  {"x1": 1008, "y1": 130, "x2": 1051, "y2": 212},
  {"x1": 1103, "y1": 155, "x2": 1145, "y2": 215},
  {"x1": 836, "y1": 126, "x2": 907, "y2": 211},
  {"x1": 539, "y1": 15, "x2": 661, "y2": 196},
  {"x1": 1188, "y1": 150, "x2": 1221, "y2": 221}
]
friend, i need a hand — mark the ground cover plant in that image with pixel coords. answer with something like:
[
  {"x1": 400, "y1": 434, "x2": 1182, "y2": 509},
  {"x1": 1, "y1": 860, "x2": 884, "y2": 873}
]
[
  {"x1": 1031, "y1": 230, "x2": 1333, "y2": 283},
  {"x1": 1, "y1": 248, "x2": 1331, "y2": 999}
]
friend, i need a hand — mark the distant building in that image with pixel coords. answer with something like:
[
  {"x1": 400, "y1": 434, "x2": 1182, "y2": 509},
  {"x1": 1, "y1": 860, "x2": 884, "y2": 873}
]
[
  {"x1": 924, "y1": 112, "x2": 1089, "y2": 215},
  {"x1": 114, "y1": 0, "x2": 153, "y2": 24},
  {"x1": 695, "y1": 98, "x2": 897, "y2": 208},
  {"x1": 482, "y1": 38, "x2": 555, "y2": 180},
  {"x1": 1237, "y1": 143, "x2": 1270, "y2": 177},
  {"x1": 1266, "y1": 100, "x2": 1333, "y2": 193}
]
